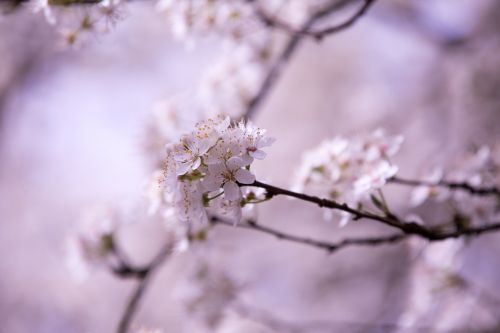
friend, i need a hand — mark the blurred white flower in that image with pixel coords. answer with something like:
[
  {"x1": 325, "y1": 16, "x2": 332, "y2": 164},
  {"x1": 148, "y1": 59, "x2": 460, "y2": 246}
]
[
  {"x1": 65, "y1": 206, "x2": 119, "y2": 282},
  {"x1": 176, "y1": 180, "x2": 208, "y2": 224},
  {"x1": 353, "y1": 160, "x2": 398, "y2": 197},
  {"x1": 30, "y1": 0, "x2": 55, "y2": 24},
  {"x1": 293, "y1": 129, "x2": 403, "y2": 226},
  {"x1": 176, "y1": 259, "x2": 239, "y2": 331},
  {"x1": 413, "y1": 145, "x2": 500, "y2": 226},
  {"x1": 410, "y1": 167, "x2": 447, "y2": 206},
  {"x1": 98, "y1": 0, "x2": 124, "y2": 28}
]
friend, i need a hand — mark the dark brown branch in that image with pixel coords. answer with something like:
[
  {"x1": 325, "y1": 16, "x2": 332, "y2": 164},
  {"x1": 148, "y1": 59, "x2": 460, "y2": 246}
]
[
  {"x1": 390, "y1": 176, "x2": 500, "y2": 198},
  {"x1": 247, "y1": 180, "x2": 433, "y2": 237},
  {"x1": 117, "y1": 273, "x2": 151, "y2": 333},
  {"x1": 243, "y1": 0, "x2": 354, "y2": 120},
  {"x1": 254, "y1": 0, "x2": 376, "y2": 41},
  {"x1": 212, "y1": 216, "x2": 406, "y2": 253},
  {"x1": 309, "y1": 0, "x2": 376, "y2": 39},
  {"x1": 243, "y1": 180, "x2": 500, "y2": 241},
  {"x1": 115, "y1": 242, "x2": 172, "y2": 333}
]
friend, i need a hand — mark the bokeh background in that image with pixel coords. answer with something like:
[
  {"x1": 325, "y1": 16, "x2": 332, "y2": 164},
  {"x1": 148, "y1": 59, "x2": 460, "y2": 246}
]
[{"x1": 1, "y1": 1, "x2": 500, "y2": 332}]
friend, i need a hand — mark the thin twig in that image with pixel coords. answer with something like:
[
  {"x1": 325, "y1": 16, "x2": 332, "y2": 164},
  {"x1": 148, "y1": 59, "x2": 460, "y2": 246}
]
[
  {"x1": 213, "y1": 213, "x2": 500, "y2": 254},
  {"x1": 212, "y1": 216, "x2": 406, "y2": 253},
  {"x1": 390, "y1": 176, "x2": 500, "y2": 198},
  {"x1": 116, "y1": 242, "x2": 172, "y2": 333},
  {"x1": 243, "y1": 0, "x2": 355, "y2": 120},
  {"x1": 242, "y1": 180, "x2": 500, "y2": 241},
  {"x1": 254, "y1": 0, "x2": 376, "y2": 41},
  {"x1": 247, "y1": 180, "x2": 432, "y2": 236}
]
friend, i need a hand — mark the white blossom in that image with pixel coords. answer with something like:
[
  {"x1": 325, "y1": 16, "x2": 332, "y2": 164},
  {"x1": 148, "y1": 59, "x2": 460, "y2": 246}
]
[
  {"x1": 29, "y1": 0, "x2": 126, "y2": 46},
  {"x1": 176, "y1": 180, "x2": 208, "y2": 224},
  {"x1": 174, "y1": 135, "x2": 213, "y2": 175},
  {"x1": 237, "y1": 120, "x2": 276, "y2": 161},
  {"x1": 155, "y1": 115, "x2": 272, "y2": 224},
  {"x1": 293, "y1": 129, "x2": 403, "y2": 226},
  {"x1": 30, "y1": 0, "x2": 55, "y2": 24},
  {"x1": 396, "y1": 239, "x2": 497, "y2": 331},
  {"x1": 204, "y1": 156, "x2": 255, "y2": 200},
  {"x1": 412, "y1": 145, "x2": 500, "y2": 226},
  {"x1": 410, "y1": 167, "x2": 448, "y2": 206},
  {"x1": 353, "y1": 160, "x2": 398, "y2": 197}
]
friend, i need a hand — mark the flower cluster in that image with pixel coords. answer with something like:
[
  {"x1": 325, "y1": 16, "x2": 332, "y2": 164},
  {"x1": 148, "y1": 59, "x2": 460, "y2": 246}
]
[
  {"x1": 29, "y1": 0, "x2": 125, "y2": 46},
  {"x1": 144, "y1": 98, "x2": 200, "y2": 168},
  {"x1": 156, "y1": 0, "x2": 330, "y2": 43},
  {"x1": 398, "y1": 238, "x2": 496, "y2": 331},
  {"x1": 294, "y1": 129, "x2": 403, "y2": 225},
  {"x1": 411, "y1": 145, "x2": 500, "y2": 226},
  {"x1": 155, "y1": 115, "x2": 274, "y2": 225},
  {"x1": 411, "y1": 146, "x2": 500, "y2": 227},
  {"x1": 156, "y1": 0, "x2": 259, "y2": 43},
  {"x1": 198, "y1": 44, "x2": 273, "y2": 118}
]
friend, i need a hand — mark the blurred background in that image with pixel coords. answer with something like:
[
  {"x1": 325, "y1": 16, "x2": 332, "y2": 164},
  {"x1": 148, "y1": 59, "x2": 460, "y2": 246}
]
[{"x1": 1, "y1": 0, "x2": 500, "y2": 332}]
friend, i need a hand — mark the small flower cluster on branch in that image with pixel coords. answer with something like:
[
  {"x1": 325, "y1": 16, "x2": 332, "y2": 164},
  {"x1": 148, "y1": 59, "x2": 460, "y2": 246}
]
[
  {"x1": 294, "y1": 129, "x2": 403, "y2": 226},
  {"x1": 30, "y1": 0, "x2": 124, "y2": 46},
  {"x1": 158, "y1": 115, "x2": 274, "y2": 224},
  {"x1": 408, "y1": 145, "x2": 500, "y2": 227}
]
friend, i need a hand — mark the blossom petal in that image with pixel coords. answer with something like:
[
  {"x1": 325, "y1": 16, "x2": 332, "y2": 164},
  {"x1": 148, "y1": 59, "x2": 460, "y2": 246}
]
[
  {"x1": 191, "y1": 157, "x2": 201, "y2": 170},
  {"x1": 208, "y1": 162, "x2": 225, "y2": 175},
  {"x1": 223, "y1": 181, "x2": 241, "y2": 200},
  {"x1": 235, "y1": 169, "x2": 255, "y2": 184},
  {"x1": 202, "y1": 178, "x2": 221, "y2": 192},
  {"x1": 258, "y1": 136, "x2": 276, "y2": 148},
  {"x1": 197, "y1": 138, "x2": 212, "y2": 155},
  {"x1": 176, "y1": 162, "x2": 191, "y2": 175},
  {"x1": 240, "y1": 154, "x2": 253, "y2": 166},
  {"x1": 227, "y1": 156, "x2": 244, "y2": 170},
  {"x1": 173, "y1": 151, "x2": 191, "y2": 162},
  {"x1": 339, "y1": 213, "x2": 351, "y2": 227},
  {"x1": 249, "y1": 149, "x2": 266, "y2": 160}
]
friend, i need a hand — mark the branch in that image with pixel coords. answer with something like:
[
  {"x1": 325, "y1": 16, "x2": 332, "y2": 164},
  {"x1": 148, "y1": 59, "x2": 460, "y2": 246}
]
[
  {"x1": 247, "y1": 180, "x2": 433, "y2": 236},
  {"x1": 243, "y1": 180, "x2": 500, "y2": 241},
  {"x1": 243, "y1": 0, "x2": 354, "y2": 120},
  {"x1": 212, "y1": 216, "x2": 406, "y2": 253},
  {"x1": 390, "y1": 176, "x2": 500, "y2": 198},
  {"x1": 254, "y1": 0, "x2": 376, "y2": 41},
  {"x1": 115, "y1": 242, "x2": 172, "y2": 333}
]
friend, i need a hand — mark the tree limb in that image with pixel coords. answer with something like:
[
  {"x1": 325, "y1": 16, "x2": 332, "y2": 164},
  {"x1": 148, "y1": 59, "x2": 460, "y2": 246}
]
[
  {"x1": 243, "y1": 180, "x2": 500, "y2": 241},
  {"x1": 212, "y1": 216, "x2": 406, "y2": 253},
  {"x1": 254, "y1": 0, "x2": 377, "y2": 41},
  {"x1": 115, "y1": 242, "x2": 172, "y2": 333},
  {"x1": 243, "y1": 0, "x2": 356, "y2": 120},
  {"x1": 390, "y1": 176, "x2": 500, "y2": 198}
]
